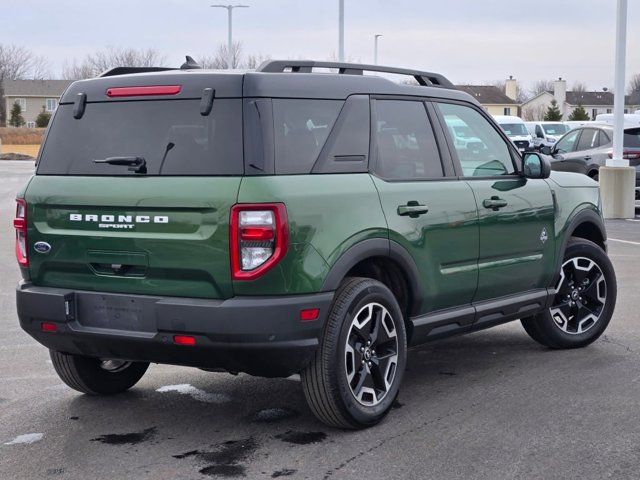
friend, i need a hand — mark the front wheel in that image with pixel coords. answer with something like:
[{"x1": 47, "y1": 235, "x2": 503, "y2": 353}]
[
  {"x1": 522, "y1": 238, "x2": 616, "y2": 349},
  {"x1": 301, "y1": 277, "x2": 407, "y2": 429},
  {"x1": 50, "y1": 350, "x2": 149, "y2": 395}
]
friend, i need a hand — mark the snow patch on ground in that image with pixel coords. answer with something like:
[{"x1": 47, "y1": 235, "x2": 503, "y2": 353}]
[
  {"x1": 4, "y1": 433, "x2": 44, "y2": 445},
  {"x1": 155, "y1": 384, "x2": 231, "y2": 404},
  {"x1": 285, "y1": 374, "x2": 301, "y2": 382}
]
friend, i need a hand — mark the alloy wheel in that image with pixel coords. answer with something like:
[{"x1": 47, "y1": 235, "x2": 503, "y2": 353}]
[
  {"x1": 344, "y1": 302, "x2": 399, "y2": 406},
  {"x1": 549, "y1": 256, "x2": 607, "y2": 335}
]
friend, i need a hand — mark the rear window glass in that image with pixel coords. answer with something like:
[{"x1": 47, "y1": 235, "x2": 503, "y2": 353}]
[
  {"x1": 624, "y1": 128, "x2": 640, "y2": 148},
  {"x1": 37, "y1": 99, "x2": 243, "y2": 176},
  {"x1": 273, "y1": 99, "x2": 343, "y2": 174}
]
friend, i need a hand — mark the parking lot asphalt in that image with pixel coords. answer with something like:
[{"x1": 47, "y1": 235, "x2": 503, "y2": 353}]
[{"x1": 1, "y1": 160, "x2": 639, "y2": 480}]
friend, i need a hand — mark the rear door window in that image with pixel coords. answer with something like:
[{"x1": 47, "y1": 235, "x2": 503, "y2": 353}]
[
  {"x1": 37, "y1": 99, "x2": 243, "y2": 176},
  {"x1": 272, "y1": 99, "x2": 343, "y2": 174},
  {"x1": 576, "y1": 129, "x2": 598, "y2": 151},
  {"x1": 374, "y1": 100, "x2": 444, "y2": 180}
]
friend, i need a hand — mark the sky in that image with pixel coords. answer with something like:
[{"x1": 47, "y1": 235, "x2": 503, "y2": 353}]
[{"x1": 2, "y1": 0, "x2": 639, "y2": 93}]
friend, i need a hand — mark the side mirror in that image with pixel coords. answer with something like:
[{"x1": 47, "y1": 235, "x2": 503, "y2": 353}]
[
  {"x1": 539, "y1": 145, "x2": 552, "y2": 155},
  {"x1": 523, "y1": 152, "x2": 551, "y2": 179}
]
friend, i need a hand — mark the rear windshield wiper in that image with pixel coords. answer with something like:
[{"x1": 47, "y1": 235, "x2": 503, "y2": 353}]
[{"x1": 93, "y1": 156, "x2": 147, "y2": 174}]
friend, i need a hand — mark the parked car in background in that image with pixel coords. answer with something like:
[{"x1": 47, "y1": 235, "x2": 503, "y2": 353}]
[
  {"x1": 541, "y1": 125, "x2": 640, "y2": 197},
  {"x1": 564, "y1": 120, "x2": 602, "y2": 131},
  {"x1": 493, "y1": 115, "x2": 533, "y2": 152},
  {"x1": 525, "y1": 121, "x2": 571, "y2": 150},
  {"x1": 595, "y1": 113, "x2": 640, "y2": 128}
]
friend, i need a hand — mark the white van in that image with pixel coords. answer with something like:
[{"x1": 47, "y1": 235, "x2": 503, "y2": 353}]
[
  {"x1": 493, "y1": 115, "x2": 533, "y2": 152},
  {"x1": 524, "y1": 121, "x2": 571, "y2": 149},
  {"x1": 594, "y1": 113, "x2": 640, "y2": 128}
]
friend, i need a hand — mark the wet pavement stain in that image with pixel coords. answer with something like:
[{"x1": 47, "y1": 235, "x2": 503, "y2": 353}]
[
  {"x1": 392, "y1": 399, "x2": 404, "y2": 409},
  {"x1": 90, "y1": 427, "x2": 156, "y2": 445},
  {"x1": 272, "y1": 468, "x2": 297, "y2": 477},
  {"x1": 275, "y1": 430, "x2": 327, "y2": 445},
  {"x1": 69, "y1": 416, "x2": 79, "y2": 420},
  {"x1": 173, "y1": 438, "x2": 258, "y2": 478},
  {"x1": 438, "y1": 371, "x2": 457, "y2": 376},
  {"x1": 248, "y1": 407, "x2": 299, "y2": 423}
]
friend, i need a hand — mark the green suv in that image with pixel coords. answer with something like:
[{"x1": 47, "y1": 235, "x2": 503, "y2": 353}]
[{"x1": 15, "y1": 60, "x2": 617, "y2": 429}]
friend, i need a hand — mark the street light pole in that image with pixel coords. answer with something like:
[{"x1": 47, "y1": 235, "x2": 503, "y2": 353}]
[
  {"x1": 338, "y1": 0, "x2": 345, "y2": 62},
  {"x1": 611, "y1": 0, "x2": 628, "y2": 168},
  {"x1": 374, "y1": 34, "x2": 382, "y2": 65},
  {"x1": 600, "y1": 0, "x2": 634, "y2": 219},
  {"x1": 211, "y1": 4, "x2": 249, "y2": 70}
]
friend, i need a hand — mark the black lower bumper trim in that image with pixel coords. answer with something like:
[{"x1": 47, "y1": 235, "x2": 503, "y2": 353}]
[{"x1": 17, "y1": 283, "x2": 333, "y2": 377}]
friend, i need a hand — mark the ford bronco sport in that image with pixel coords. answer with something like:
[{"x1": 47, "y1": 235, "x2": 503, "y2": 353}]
[{"x1": 15, "y1": 59, "x2": 617, "y2": 429}]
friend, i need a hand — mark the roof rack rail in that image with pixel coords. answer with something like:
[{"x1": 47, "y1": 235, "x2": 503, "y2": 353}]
[
  {"x1": 256, "y1": 60, "x2": 455, "y2": 89},
  {"x1": 100, "y1": 56, "x2": 202, "y2": 78}
]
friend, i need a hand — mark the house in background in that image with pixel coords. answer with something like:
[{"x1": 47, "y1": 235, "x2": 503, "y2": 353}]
[
  {"x1": 456, "y1": 77, "x2": 520, "y2": 116},
  {"x1": 522, "y1": 78, "x2": 640, "y2": 121},
  {"x1": 3, "y1": 79, "x2": 72, "y2": 127}
]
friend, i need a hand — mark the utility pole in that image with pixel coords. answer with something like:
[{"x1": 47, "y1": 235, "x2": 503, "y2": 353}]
[
  {"x1": 600, "y1": 0, "x2": 635, "y2": 218},
  {"x1": 211, "y1": 4, "x2": 249, "y2": 69},
  {"x1": 374, "y1": 34, "x2": 382, "y2": 65},
  {"x1": 338, "y1": 0, "x2": 345, "y2": 62}
]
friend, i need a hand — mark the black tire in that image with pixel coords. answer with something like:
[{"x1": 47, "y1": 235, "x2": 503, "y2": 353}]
[
  {"x1": 50, "y1": 350, "x2": 149, "y2": 395},
  {"x1": 301, "y1": 277, "x2": 407, "y2": 429},
  {"x1": 521, "y1": 238, "x2": 616, "y2": 349}
]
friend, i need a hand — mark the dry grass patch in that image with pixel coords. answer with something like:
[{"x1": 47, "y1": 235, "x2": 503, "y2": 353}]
[{"x1": 0, "y1": 128, "x2": 45, "y2": 145}]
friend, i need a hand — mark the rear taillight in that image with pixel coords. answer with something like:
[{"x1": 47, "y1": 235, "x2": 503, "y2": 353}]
[
  {"x1": 14, "y1": 199, "x2": 28, "y2": 267},
  {"x1": 607, "y1": 150, "x2": 640, "y2": 160},
  {"x1": 230, "y1": 204, "x2": 288, "y2": 280}
]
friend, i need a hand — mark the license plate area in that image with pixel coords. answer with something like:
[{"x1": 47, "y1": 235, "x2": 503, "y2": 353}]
[{"x1": 76, "y1": 292, "x2": 157, "y2": 332}]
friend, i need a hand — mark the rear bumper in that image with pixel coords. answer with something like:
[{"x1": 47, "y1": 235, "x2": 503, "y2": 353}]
[{"x1": 17, "y1": 282, "x2": 333, "y2": 377}]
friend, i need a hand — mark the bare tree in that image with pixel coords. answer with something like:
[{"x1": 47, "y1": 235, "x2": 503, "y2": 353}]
[
  {"x1": 572, "y1": 81, "x2": 588, "y2": 93},
  {"x1": 63, "y1": 47, "x2": 167, "y2": 79},
  {"x1": 531, "y1": 80, "x2": 554, "y2": 96},
  {"x1": 244, "y1": 53, "x2": 271, "y2": 70},
  {"x1": 0, "y1": 44, "x2": 52, "y2": 125},
  {"x1": 198, "y1": 42, "x2": 244, "y2": 70},
  {"x1": 629, "y1": 73, "x2": 640, "y2": 93},
  {"x1": 522, "y1": 104, "x2": 548, "y2": 121}
]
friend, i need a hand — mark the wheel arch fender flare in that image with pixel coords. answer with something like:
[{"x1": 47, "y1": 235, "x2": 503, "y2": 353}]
[
  {"x1": 320, "y1": 238, "x2": 424, "y2": 315},
  {"x1": 556, "y1": 208, "x2": 607, "y2": 275}
]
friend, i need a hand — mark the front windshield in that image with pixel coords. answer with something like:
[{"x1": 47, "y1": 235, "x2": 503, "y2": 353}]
[
  {"x1": 543, "y1": 123, "x2": 569, "y2": 136},
  {"x1": 500, "y1": 123, "x2": 528, "y2": 137}
]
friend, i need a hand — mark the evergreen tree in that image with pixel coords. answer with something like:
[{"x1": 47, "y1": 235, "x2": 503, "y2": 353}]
[
  {"x1": 35, "y1": 109, "x2": 51, "y2": 128},
  {"x1": 544, "y1": 99, "x2": 563, "y2": 121},
  {"x1": 9, "y1": 102, "x2": 25, "y2": 127},
  {"x1": 568, "y1": 105, "x2": 590, "y2": 121}
]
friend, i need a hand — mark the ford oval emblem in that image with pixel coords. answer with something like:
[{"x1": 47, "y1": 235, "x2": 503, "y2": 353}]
[{"x1": 34, "y1": 241, "x2": 52, "y2": 254}]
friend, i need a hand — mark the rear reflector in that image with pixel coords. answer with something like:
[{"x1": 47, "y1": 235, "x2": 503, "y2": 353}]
[
  {"x1": 41, "y1": 322, "x2": 57, "y2": 332},
  {"x1": 300, "y1": 308, "x2": 320, "y2": 322},
  {"x1": 106, "y1": 85, "x2": 181, "y2": 98},
  {"x1": 173, "y1": 335, "x2": 196, "y2": 346}
]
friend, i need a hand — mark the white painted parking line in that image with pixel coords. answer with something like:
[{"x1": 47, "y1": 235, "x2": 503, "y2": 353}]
[
  {"x1": 609, "y1": 238, "x2": 640, "y2": 246},
  {"x1": 4, "y1": 433, "x2": 44, "y2": 445}
]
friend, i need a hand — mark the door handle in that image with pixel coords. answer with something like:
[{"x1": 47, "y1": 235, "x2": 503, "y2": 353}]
[
  {"x1": 397, "y1": 202, "x2": 429, "y2": 218},
  {"x1": 583, "y1": 156, "x2": 592, "y2": 161},
  {"x1": 482, "y1": 196, "x2": 508, "y2": 211}
]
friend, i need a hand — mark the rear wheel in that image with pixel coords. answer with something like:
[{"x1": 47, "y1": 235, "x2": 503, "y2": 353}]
[
  {"x1": 522, "y1": 238, "x2": 616, "y2": 349},
  {"x1": 301, "y1": 277, "x2": 407, "y2": 429},
  {"x1": 50, "y1": 350, "x2": 149, "y2": 395}
]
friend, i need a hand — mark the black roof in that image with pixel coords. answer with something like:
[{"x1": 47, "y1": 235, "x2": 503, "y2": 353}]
[
  {"x1": 60, "y1": 61, "x2": 476, "y2": 105},
  {"x1": 455, "y1": 85, "x2": 517, "y2": 105}
]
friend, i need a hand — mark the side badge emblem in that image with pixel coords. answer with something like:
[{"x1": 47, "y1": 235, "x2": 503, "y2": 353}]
[
  {"x1": 34, "y1": 241, "x2": 52, "y2": 254},
  {"x1": 540, "y1": 228, "x2": 548, "y2": 244}
]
